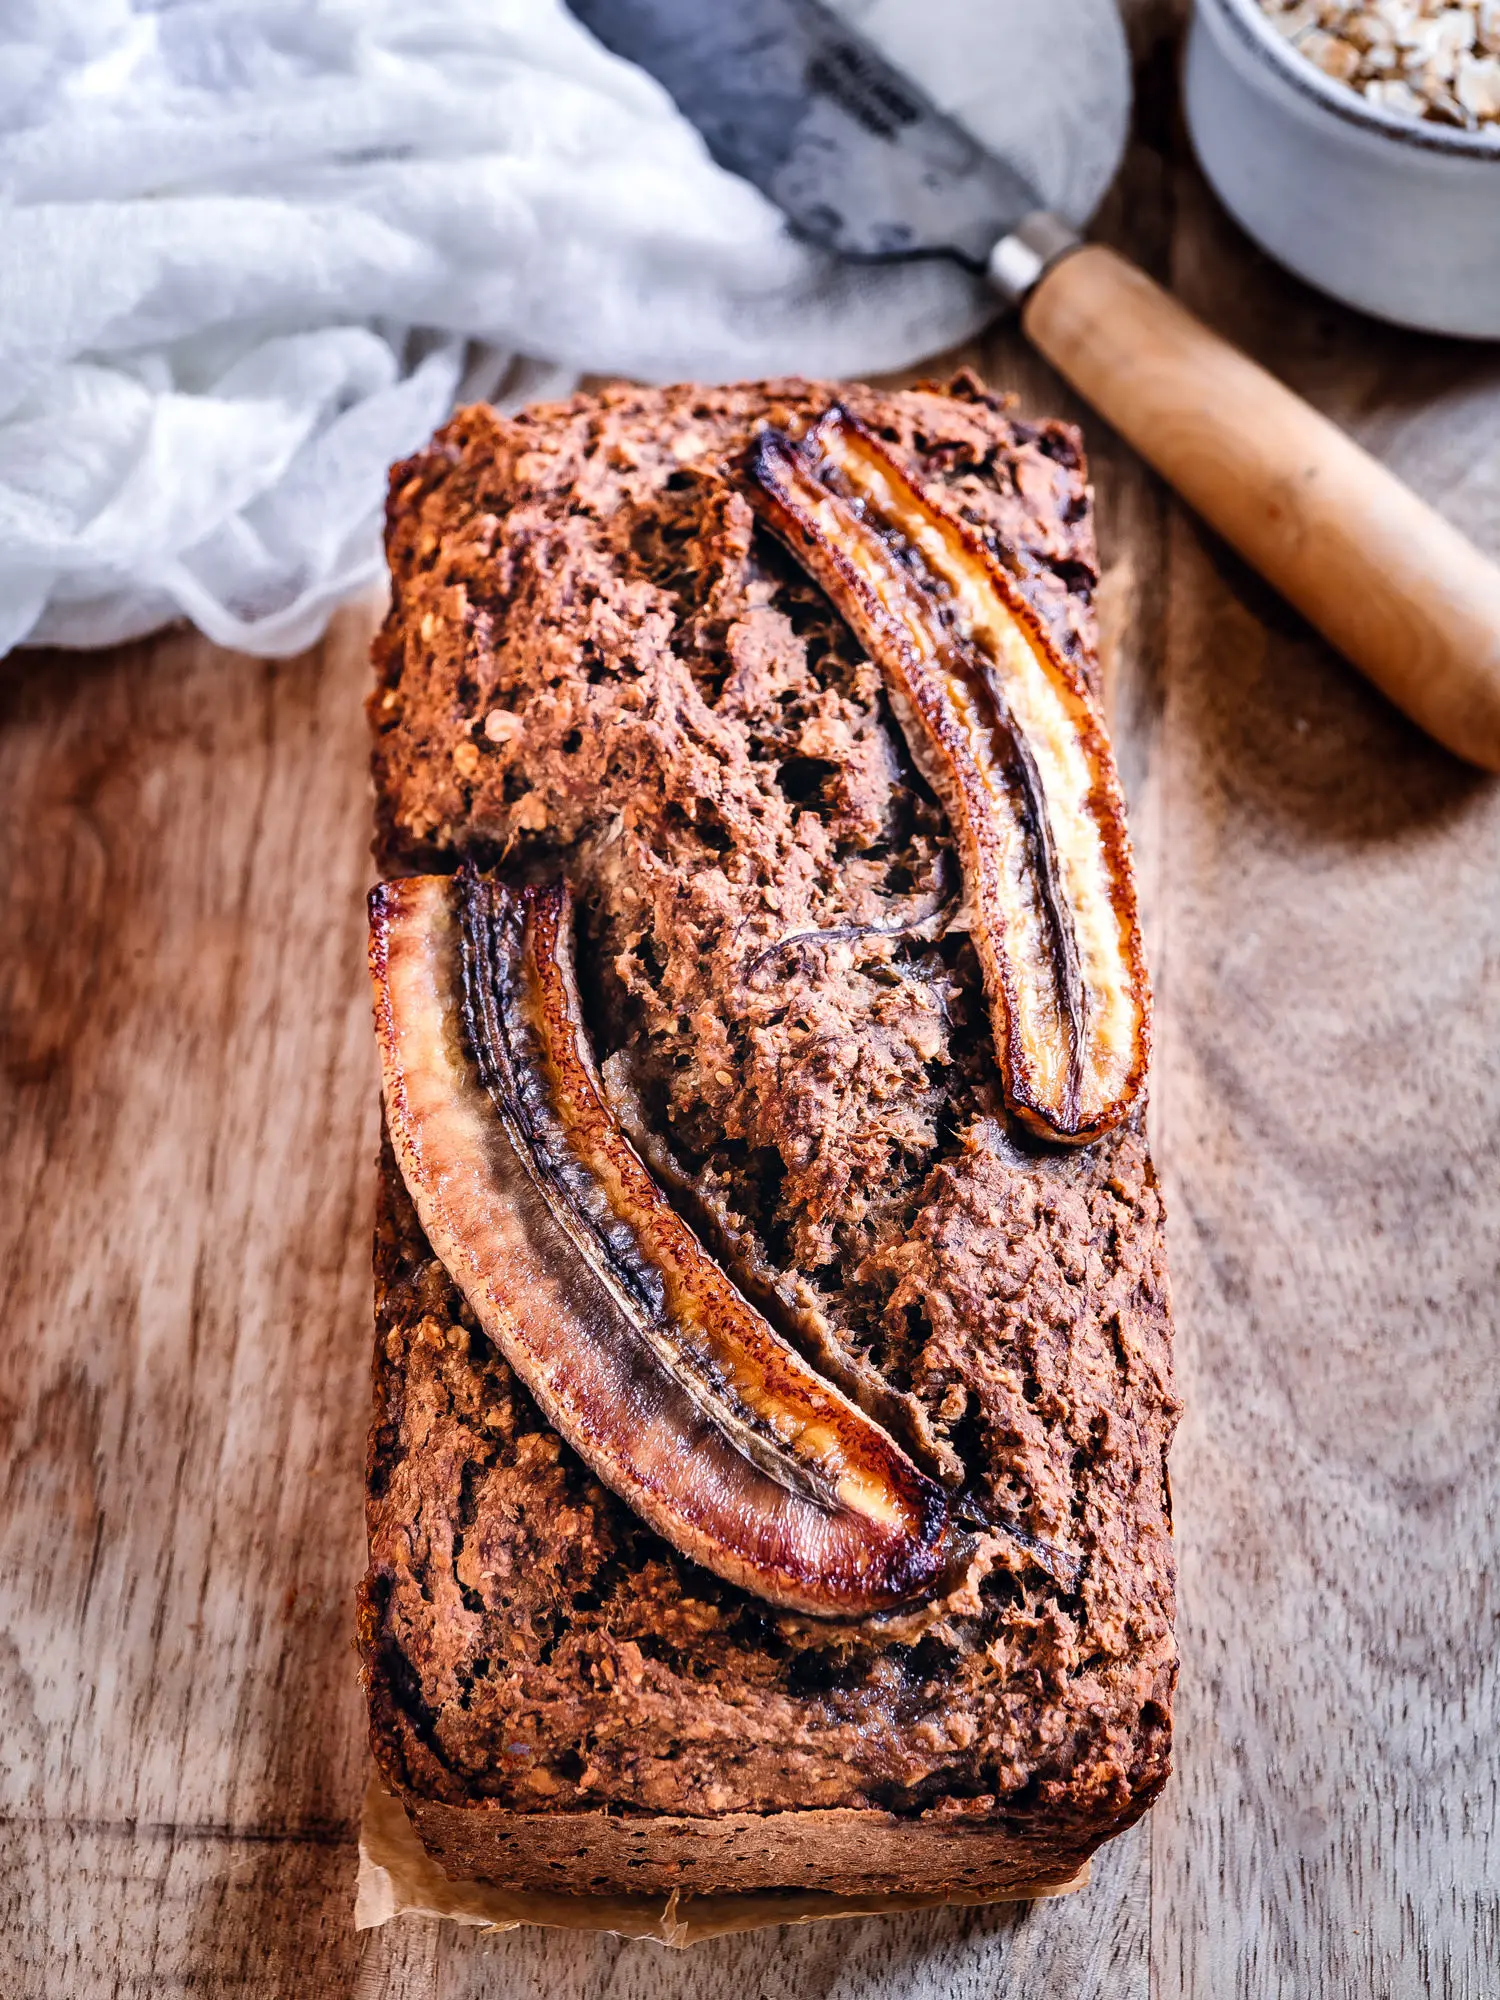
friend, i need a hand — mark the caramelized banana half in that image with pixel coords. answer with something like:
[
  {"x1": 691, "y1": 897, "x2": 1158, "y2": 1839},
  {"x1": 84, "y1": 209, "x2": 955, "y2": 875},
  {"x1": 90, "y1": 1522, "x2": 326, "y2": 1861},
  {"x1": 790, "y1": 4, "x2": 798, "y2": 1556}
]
[
  {"x1": 750, "y1": 408, "x2": 1150, "y2": 1145},
  {"x1": 370, "y1": 869, "x2": 949, "y2": 1617}
]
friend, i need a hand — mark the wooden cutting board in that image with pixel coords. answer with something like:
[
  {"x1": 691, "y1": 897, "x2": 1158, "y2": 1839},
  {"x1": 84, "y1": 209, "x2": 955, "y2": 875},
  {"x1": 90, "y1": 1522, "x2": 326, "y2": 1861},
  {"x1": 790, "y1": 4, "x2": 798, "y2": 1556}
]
[{"x1": 3, "y1": 20, "x2": 1499, "y2": 1998}]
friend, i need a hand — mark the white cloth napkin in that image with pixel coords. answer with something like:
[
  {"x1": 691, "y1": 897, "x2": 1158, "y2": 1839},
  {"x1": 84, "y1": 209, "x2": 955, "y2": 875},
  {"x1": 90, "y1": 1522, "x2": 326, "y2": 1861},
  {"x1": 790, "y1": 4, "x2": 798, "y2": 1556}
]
[{"x1": 0, "y1": 0, "x2": 1128, "y2": 657}]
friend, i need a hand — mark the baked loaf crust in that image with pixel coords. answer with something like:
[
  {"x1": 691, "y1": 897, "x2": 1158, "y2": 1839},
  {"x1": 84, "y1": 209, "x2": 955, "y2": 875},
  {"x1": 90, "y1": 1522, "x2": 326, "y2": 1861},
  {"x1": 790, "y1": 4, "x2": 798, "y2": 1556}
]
[{"x1": 359, "y1": 375, "x2": 1179, "y2": 1897}]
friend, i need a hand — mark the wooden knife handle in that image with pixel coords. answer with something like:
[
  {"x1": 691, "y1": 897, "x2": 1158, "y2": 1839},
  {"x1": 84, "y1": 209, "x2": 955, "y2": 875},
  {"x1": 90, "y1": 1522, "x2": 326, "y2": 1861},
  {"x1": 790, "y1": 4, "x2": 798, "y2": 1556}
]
[{"x1": 1022, "y1": 242, "x2": 1500, "y2": 771}]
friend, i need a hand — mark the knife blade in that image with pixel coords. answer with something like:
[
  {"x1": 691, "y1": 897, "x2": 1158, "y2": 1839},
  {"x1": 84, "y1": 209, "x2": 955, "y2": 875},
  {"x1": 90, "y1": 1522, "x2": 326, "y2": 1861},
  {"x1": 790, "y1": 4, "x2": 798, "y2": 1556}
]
[{"x1": 567, "y1": 0, "x2": 1048, "y2": 272}]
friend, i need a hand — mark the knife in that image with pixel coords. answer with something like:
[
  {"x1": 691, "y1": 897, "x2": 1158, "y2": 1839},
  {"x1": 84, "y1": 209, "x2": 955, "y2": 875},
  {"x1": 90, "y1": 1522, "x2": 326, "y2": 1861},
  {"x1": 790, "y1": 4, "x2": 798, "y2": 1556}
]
[{"x1": 569, "y1": 0, "x2": 1500, "y2": 771}]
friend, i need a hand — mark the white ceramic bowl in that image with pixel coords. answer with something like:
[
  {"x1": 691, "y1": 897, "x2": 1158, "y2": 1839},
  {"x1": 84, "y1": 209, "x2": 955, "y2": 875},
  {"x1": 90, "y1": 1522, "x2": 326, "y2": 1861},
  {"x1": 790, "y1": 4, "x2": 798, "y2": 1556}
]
[{"x1": 1184, "y1": 0, "x2": 1500, "y2": 337}]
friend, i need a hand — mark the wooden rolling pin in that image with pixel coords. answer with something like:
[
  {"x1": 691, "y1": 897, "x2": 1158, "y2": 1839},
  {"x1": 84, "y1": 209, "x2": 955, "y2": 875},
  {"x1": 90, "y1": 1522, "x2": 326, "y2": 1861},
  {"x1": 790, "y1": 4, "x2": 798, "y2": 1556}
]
[{"x1": 1013, "y1": 243, "x2": 1500, "y2": 771}]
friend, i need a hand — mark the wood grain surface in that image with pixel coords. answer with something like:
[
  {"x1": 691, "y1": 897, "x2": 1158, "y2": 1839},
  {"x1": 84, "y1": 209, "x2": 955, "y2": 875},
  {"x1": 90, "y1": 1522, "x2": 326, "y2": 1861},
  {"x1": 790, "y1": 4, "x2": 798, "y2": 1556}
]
[{"x1": 3, "y1": 5, "x2": 1498, "y2": 1993}]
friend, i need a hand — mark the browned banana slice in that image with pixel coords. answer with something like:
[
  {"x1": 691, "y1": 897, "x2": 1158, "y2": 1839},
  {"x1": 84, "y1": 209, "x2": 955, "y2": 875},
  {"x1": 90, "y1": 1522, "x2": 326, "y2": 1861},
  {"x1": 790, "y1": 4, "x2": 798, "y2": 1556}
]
[
  {"x1": 370, "y1": 868, "x2": 948, "y2": 1617},
  {"x1": 750, "y1": 408, "x2": 1149, "y2": 1146}
]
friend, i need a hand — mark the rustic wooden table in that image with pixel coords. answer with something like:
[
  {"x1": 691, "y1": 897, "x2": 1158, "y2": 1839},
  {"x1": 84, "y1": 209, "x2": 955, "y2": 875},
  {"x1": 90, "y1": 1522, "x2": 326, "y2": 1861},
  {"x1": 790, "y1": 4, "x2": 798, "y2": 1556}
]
[{"x1": 4, "y1": 9, "x2": 1499, "y2": 1994}]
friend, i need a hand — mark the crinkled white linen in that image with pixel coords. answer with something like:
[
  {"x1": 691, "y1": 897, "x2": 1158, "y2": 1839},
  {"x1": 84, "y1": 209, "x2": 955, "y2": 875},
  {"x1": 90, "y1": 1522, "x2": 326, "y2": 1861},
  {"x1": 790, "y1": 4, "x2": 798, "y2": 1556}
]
[{"x1": 0, "y1": 0, "x2": 1128, "y2": 657}]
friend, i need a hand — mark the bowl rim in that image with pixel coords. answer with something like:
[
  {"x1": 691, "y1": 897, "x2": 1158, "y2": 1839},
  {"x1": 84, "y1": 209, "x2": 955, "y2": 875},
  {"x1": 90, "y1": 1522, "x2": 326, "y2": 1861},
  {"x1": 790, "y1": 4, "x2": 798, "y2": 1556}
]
[{"x1": 1202, "y1": 0, "x2": 1500, "y2": 157}]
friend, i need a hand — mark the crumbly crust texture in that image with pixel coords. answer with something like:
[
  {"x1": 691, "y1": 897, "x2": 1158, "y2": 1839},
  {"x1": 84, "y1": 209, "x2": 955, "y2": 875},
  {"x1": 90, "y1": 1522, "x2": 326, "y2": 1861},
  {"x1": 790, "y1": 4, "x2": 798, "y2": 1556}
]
[
  {"x1": 398, "y1": 1787, "x2": 1094, "y2": 1900},
  {"x1": 361, "y1": 376, "x2": 1179, "y2": 1884}
]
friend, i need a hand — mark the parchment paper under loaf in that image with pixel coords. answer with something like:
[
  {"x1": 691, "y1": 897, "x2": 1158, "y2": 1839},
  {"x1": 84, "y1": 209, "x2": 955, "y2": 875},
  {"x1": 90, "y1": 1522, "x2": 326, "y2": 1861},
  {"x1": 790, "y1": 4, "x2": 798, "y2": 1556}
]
[{"x1": 354, "y1": 1779, "x2": 1088, "y2": 1947}]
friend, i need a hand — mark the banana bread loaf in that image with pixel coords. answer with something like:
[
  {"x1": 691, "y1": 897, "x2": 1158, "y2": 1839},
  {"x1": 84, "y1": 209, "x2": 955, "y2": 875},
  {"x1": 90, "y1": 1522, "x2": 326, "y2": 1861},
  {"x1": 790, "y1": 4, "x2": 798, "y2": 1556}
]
[{"x1": 358, "y1": 374, "x2": 1179, "y2": 1898}]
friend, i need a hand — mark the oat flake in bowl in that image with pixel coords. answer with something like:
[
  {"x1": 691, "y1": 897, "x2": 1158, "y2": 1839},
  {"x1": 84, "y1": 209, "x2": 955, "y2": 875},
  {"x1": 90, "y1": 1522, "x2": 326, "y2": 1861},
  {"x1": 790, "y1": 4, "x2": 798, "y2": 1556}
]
[
  {"x1": 1188, "y1": 0, "x2": 1500, "y2": 334},
  {"x1": 1259, "y1": 0, "x2": 1500, "y2": 127}
]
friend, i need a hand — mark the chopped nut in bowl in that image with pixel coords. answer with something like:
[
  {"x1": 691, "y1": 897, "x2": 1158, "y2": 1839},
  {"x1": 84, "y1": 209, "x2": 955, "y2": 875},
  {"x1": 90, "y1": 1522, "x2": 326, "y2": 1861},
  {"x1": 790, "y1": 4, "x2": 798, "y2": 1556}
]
[
  {"x1": 1262, "y1": 1, "x2": 1500, "y2": 130},
  {"x1": 1185, "y1": 0, "x2": 1500, "y2": 335}
]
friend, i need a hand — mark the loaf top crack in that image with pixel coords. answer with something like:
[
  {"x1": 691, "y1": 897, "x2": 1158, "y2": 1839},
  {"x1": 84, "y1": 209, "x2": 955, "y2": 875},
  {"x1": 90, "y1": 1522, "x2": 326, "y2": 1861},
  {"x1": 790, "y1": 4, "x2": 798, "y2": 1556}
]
[{"x1": 362, "y1": 373, "x2": 1178, "y2": 1845}]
